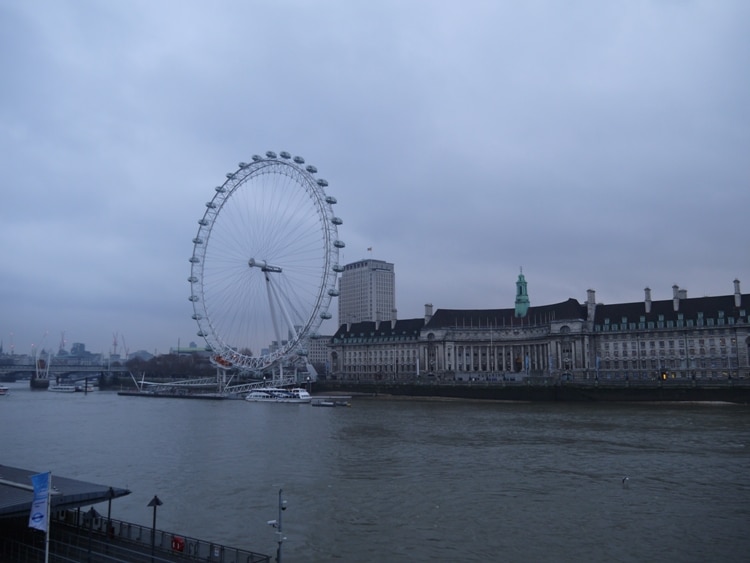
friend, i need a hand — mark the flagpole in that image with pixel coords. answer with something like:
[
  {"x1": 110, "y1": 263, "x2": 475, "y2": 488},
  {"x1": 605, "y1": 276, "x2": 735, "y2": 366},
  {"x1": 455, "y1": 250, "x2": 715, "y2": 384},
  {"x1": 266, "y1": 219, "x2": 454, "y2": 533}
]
[{"x1": 45, "y1": 473, "x2": 51, "y2": 563}]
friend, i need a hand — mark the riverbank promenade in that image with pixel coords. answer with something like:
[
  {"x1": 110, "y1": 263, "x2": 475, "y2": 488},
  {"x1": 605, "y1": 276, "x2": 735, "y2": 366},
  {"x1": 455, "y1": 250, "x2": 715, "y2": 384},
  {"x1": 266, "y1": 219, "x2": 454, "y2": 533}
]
[
  {"x1": 0, "y1": 511, "x2": 270, "y2": 562},
  {"x1": 0, "y1": 463, "x2": 269, "y2": 562}
]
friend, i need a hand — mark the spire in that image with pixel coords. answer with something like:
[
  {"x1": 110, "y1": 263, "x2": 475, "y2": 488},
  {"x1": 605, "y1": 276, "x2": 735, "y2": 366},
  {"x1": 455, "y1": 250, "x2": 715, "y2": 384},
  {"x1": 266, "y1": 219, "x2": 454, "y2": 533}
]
[{"x1": 514, "y1": 268, "x2": 530, "y2": 318}]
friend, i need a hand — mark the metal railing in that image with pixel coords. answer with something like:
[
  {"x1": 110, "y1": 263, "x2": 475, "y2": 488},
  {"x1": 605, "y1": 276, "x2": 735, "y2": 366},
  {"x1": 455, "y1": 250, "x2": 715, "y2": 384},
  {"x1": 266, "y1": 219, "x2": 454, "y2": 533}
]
[{"x1": 0, "y1": 510, "x2": 270, "y2": 563}]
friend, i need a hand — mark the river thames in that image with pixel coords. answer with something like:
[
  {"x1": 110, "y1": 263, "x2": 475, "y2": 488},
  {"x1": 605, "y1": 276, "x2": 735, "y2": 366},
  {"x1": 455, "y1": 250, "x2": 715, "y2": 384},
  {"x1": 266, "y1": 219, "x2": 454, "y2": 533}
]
[{"x1": 1, "y1": 381, "x2": 749, "y2": 562}]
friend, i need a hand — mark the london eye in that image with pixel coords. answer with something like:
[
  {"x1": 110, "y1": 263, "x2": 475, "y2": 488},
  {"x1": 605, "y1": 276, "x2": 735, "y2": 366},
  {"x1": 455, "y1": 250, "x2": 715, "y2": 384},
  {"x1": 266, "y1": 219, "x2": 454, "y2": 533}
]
[{"x1": 188, "y1": 151, "x2": 344, "y2": 372}]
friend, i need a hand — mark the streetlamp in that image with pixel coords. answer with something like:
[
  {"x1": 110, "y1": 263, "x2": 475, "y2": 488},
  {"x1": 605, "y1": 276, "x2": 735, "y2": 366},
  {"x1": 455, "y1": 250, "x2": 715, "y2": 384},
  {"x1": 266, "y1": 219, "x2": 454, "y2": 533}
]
[
  {"x1": 147, "y1": 495, "x2": 163, "y2": 561},
  {"x1": 267, "y1": 489, "x2": 287, "y2": 563}
]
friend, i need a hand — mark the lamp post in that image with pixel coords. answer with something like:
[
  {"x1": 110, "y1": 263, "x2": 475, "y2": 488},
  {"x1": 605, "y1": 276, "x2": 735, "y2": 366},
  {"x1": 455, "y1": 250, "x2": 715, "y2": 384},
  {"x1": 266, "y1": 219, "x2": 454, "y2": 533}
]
[
  {"x1": 267, "y1": 489, "x2": 287, "y2": 563},
  {"x1": 147, "y1": 495, "x2": 162, "y2": 561}
]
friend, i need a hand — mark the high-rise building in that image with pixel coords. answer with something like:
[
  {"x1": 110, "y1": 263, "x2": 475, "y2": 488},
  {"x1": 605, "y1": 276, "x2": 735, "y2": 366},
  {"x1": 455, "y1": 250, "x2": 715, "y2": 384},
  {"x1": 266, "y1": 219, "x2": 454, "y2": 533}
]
[{"x1": 338, "y1": 259, "x2": 396, "y2": 325}]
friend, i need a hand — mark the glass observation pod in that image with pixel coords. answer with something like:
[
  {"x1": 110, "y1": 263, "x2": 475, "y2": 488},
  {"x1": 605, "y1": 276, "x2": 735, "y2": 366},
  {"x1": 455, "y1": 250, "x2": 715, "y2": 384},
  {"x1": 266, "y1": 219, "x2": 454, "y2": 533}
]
[
  {"x1": 334, "y1": 240, "x2": 346, "y2": 248},
  {"x1": 187, "y1": 276, "x2": 198, "y2": 283},
  {"x1": 226, "y1": 172, "x2": 235, "y2": 179},
  {"x1": 297, "y1": 350, "x2": 308, "y2": 357},
  {"x1": 332, "y1": 264, "x2": 344, "y2": 272},
  {"x1": 293, "y1": 156, "x2": 305, "y2": 164},
  {"x1": 252, "y1": 154, "x2": 262, "y2": 161},
  {"x1": 189, "y1": 295, "x2": 199, "y2": 302},
  {"x1": 191, "y1": 313, "x2": 202, "y2": 320},
  {"x1": 189, "y1": 257, "x2": 200, "y2": 263},
  {"x1": 198, "y1": 218, "x2": 209, "y2": 226},
  {"x1": 192, "y1": 237, "x2": 203, "y2": 245},
  {"x1": 215, "y1": 186, "x2": 226, "y2": 193},
  {"x1": 306, "y1": 165, "x2": 317, "y2": 174},
  {"x1": 265, "y1": 151, "x2": 277, "y2": 158},
  {"x1": 325, "y1": 196, "x2": 337, "y2": 204},
  {"x1": 206, "y1": 201, "x2": 216, "y2": 209},
  {"x1": 238, "y1": 162, "x2": 249, "y2": 169},
  {"x1": 197, "y1": 330, "x2": 207, "y2": 337},
  {"x1": 331, "y1": 217, "x2": 343, "y2": 225},
  {"x1": 320, "y1": 312, "x2": 332, "y2": 319},
  {"x1": 279, "y1": 151, "x2": 291, "y2": 159},
  {"x1": 317, "y1": 179, "x2": 328, "y2": 187},
  {"x1": 328, "y1": 289, "x2": 340, "y2": 297}
]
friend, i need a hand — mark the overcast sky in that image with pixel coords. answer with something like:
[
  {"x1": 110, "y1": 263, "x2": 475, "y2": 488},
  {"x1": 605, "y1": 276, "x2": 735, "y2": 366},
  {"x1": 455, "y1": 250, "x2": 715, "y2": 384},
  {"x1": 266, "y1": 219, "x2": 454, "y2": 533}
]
[{"x1": 1, "y1": 1, "x2": 748, "y2": 357}]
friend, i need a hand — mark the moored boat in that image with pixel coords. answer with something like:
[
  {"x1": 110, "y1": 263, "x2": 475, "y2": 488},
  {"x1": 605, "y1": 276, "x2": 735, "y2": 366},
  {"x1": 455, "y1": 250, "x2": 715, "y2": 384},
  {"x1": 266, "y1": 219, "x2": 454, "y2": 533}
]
[
  {"x1": 0, "y1": 385, "x2": 9, "y2": 396},
  {"x1": 245, "y1": 387, "x2": 312, "y2": 403},
  {"x1": 311, "y1": 398, "x2": 351, "y2": 407},
  {"x1": 48, "y1": 384, "x2": 77, "y2": 393}
]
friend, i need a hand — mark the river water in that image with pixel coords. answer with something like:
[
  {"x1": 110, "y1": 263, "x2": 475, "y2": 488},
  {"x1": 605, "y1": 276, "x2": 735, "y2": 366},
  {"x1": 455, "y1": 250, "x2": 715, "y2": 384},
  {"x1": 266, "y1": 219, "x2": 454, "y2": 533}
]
[{"x1": 1, "y1": 381, "x2": 749, "y2": 562}]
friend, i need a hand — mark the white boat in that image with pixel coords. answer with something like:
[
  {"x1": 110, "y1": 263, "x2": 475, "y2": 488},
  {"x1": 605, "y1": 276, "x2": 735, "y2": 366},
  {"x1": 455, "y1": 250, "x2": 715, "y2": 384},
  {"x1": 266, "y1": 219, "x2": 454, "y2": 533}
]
[
  {"x1": 0, "y1": 385, "x2": 9, "y2": 396},
  {"x1": 75, "y1": 383, "x2": 96, "y2": 392},
  {"x1": 48, "y1": 384, "x2": 76, "y2": 393},
  {"x1": 245, "y1": 387, "x2": 312, "y2": 404}
]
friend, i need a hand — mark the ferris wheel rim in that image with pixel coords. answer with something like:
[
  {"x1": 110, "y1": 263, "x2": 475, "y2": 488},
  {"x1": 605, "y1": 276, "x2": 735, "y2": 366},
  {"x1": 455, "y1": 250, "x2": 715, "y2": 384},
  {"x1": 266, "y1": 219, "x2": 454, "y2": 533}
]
[{"x1": 188, "y1": 152, "x2": 343, "y2": 371}]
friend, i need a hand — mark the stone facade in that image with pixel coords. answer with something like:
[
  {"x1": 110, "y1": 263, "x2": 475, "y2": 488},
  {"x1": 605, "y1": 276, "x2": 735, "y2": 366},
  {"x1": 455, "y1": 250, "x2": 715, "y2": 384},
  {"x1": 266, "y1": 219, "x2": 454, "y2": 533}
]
[{"x1": 328, "y1": 280, "x2": 750, "y2": 382}]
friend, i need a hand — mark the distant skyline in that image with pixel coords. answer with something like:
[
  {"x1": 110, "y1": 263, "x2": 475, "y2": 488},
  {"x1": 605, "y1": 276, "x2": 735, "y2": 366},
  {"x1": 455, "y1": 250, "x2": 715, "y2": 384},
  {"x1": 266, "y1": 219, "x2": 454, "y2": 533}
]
[{"x1": 1, "y1": 1, "x2": 748, "y2": 356}]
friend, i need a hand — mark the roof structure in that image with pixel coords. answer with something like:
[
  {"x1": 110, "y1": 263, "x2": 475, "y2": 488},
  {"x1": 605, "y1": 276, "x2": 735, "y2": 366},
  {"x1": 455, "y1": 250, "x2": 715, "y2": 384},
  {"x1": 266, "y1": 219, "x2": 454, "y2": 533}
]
[
  {"x1": 0, "y1": 464, "x2": 130, "y2": 519},
  {"x1": 332, "y1": 318, "x2": 425, "y2": 340},
  {"x1": 425, "y1": 298, "x2": 586, "y2": 330},
  {"x1": 593, "y1": 294, "x2": 747, "y2": 324}
]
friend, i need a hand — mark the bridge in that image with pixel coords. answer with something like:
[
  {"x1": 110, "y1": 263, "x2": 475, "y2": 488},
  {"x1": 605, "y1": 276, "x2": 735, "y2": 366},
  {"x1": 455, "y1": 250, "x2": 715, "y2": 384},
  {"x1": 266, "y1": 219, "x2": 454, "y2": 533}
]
[{"x1": 0, "y1": 362, "x2": 129, "y2": 381}]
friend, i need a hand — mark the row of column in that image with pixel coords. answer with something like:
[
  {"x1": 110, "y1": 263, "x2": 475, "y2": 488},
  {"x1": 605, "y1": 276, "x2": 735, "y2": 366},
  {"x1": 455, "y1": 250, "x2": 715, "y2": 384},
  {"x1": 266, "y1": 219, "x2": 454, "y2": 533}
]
[{"x1": 446, "y1": 342, "x2": 554, "y2": 373}]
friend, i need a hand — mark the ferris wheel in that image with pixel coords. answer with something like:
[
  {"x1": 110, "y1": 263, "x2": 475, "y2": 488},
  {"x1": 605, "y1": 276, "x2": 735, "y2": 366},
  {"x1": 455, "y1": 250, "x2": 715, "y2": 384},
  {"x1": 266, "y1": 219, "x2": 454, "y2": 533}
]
[{"x1": 188, "y1": 151, "x2": 344, "y2": 372}]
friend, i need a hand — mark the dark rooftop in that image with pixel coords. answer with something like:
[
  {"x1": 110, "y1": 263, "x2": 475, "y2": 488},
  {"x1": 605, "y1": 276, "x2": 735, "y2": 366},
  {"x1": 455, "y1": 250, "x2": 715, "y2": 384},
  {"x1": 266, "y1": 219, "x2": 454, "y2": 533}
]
[{"x1": 0, "y1": 464, "x2": 130, "y2": 519}]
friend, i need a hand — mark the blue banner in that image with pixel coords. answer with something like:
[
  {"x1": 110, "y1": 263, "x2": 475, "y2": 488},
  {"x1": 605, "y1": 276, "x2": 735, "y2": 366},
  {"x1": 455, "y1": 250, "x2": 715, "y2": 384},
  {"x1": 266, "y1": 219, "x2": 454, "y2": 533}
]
[{"x1": 28, "y1": 472, "x2": 50, "y2": 532}]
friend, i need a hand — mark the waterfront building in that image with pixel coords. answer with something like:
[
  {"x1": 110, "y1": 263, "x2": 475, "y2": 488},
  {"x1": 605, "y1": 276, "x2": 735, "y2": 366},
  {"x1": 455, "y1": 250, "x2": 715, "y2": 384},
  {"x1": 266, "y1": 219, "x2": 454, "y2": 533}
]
[
  {"x1": 307, "y1": 333, "x2": 334, "y2": 376},
  {"x1": 337, "y1": 258, "x2": 396, "y2": 325},
  {"x1": 328, "y1": 276, "x2": 749, "y2": 382}
]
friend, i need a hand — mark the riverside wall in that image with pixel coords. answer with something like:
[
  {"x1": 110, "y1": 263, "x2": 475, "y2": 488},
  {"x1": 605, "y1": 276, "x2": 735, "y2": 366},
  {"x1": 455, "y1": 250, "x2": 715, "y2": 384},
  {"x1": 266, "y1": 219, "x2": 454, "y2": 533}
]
[{"x1": 313, "y1": 379, "x2": 750, "y2": 404}]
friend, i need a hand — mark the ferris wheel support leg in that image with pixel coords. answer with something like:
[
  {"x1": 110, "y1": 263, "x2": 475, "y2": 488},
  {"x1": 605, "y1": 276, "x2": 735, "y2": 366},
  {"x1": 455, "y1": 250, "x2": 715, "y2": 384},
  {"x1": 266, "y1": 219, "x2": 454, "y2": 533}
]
[
  {"x1": 264, "y1": 272, "x2": 284, "y2": 350},
  {"x1": 266, "y1": 277, "x2": 301, "y2": 350}
]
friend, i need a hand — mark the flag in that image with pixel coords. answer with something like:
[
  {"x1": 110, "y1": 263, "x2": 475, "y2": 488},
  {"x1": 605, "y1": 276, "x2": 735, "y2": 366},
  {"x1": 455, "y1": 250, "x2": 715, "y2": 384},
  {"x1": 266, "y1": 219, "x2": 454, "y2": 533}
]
[
  {"x1": 367, "y1": 247, "x2": 372, "y2": 252},
  {"x1": 28, "y1": 472, "x2": 50, "y2": 532}
]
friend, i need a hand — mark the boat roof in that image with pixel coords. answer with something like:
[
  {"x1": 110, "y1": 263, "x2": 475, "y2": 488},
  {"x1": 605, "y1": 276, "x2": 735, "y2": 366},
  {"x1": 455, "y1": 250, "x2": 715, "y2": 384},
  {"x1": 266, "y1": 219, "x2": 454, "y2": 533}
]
[{"x1": 0, "y1": 464, "x2": 131, "y2": 519}]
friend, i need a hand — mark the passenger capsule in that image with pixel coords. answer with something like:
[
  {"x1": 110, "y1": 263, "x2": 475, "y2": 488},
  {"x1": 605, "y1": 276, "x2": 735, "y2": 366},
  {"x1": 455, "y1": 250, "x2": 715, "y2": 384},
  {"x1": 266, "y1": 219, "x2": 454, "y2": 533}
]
[
  {"x1": 306, "y1": 165, "x2": 317, "y2": 174},
  {"x1": 293, "y1": 156, "x2": 305, "y2": 164},
  {"x1": 325, "y1": 196, "x2": 337, "y2": 204},
  {"x1": 331, "y1": 217, "x2": 343, "y2": 225},
  {"x1": 317, "y1": 179, "x2": 328, "y2": 187},
  {"x1": 265, "y1": 151, "x2": 277, "y2": 158},
  {"x1": 333, "y1": 240, "x2": 346, "y2": 248},
  {"x1": 279, "y1": 151, "x2": 291, "y2": 159}
]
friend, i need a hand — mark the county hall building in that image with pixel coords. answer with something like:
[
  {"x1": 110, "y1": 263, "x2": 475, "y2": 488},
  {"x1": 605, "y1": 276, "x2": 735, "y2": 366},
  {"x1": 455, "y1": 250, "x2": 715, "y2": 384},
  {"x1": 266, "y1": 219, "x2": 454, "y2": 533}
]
[{"x1": 328, "y1": 274, "x2": 749, "y2": 382}]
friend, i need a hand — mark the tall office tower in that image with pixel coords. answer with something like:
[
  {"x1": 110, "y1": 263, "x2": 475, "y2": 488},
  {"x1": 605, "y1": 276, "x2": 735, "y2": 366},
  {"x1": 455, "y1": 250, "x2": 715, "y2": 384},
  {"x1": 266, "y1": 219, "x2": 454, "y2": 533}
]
[{"x1": 338, "y1": 259, "x2": 396, "y2": 325}]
